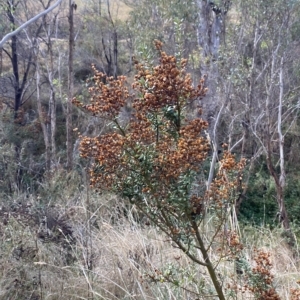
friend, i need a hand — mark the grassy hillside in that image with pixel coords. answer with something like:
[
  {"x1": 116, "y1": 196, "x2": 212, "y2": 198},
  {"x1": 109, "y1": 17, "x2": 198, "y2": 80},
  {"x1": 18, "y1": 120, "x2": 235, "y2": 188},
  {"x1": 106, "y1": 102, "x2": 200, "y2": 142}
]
[
  {"x1": 0, "y1": 172, "x2": 299, "y2": 299},
  {"x1": 78, "y1": 0, "x2": 132, "y2": 21}
]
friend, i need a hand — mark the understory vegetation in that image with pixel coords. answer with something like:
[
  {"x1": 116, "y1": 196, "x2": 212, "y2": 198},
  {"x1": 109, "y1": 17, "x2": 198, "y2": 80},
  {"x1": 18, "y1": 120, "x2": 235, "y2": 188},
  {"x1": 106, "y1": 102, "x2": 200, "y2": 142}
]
[
  {"x1": 1, "y1": 0, "x2": 300, "y2": 299},
  {"x1": 0, "y1": 171, "x2": 299, "y2": 299}
]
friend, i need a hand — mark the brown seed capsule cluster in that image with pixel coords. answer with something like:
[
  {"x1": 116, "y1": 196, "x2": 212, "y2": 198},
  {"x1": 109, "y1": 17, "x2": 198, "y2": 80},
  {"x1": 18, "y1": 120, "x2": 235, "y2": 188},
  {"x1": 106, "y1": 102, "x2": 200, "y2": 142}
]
[
  {"x1": 79, "y1": 132, "x2": 125, "y2": 188},
  {"x1": 216, "y1": 230, "x2": 243, "y2": 259},
  {"x1": 245, "y1": 249, "x2": 281, "y2": 300},
  {"x1": 154, "y1": 119, "x2": 210, "y2": 182},
  {"x1": 132, "y1": 41, "x2": 207, "y2": 114},
  {"x1": 74, "y1": 41, "x2": 245, "y2": 232},
  {"x1": 127, "y1": 113, "x2": 156, "y2": 145},
  {"x1": 190, "y1": 195, "x2": 204, "y2": 216},
  {"x1": 72, "y1": 66, "x2": 129, "y2": 119},
  {"x1": 290, "y1": 288, "x2": 300, "y2": 300},
  {"x1": 252, "y1": 250, "x2": 274, "y2": 285},
  {"x1": 207, "y1": 151, "x2": 246, "y2": 209}
]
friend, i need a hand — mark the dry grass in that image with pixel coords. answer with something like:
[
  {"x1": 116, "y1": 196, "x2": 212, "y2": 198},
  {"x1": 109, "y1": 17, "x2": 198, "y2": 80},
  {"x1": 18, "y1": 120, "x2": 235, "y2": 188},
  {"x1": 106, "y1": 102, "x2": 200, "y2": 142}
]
[
  {"x1": 0, "y1": 171, "x2": 299, "y2": 300},
  {"x1": 240, "y1": 226, "x2": 300, "y2": 299}
]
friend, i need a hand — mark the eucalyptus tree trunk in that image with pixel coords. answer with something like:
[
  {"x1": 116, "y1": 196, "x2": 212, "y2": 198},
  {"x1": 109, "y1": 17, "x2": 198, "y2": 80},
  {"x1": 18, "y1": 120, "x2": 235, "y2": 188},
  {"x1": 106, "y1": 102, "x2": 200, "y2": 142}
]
[
  {"x1": 36, "y1": 54, "x2": 51, "y2": 171},
  {"x1": 67, "y1": 0, "x2": 75, "y2": 171},
  {"x1": 277, "y1": 59, "x2": 288, "y2": 229},
  {"x1": 266, "y1": 56, "x2": 290, "y2": 232},
  {"x1": 196, "y1": 0, "x2": 229, "y2": 188},
  {"x1": 48, "y1": 40, "x2": 57, "y2": 170},
  {"x1": 107, "y1": 0, "x2": 118, "y2": 78},
  {"x1": 42, "y1": 10, "x2": 58, "y2": 171}
]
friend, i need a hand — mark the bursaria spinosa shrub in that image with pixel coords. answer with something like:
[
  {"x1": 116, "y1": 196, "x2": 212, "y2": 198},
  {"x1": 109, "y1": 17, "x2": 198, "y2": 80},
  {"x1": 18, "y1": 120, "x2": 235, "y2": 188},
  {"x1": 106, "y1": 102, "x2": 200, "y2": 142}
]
[{"x1": 73, "y1": 40, "x2": 246, "y2": 300}]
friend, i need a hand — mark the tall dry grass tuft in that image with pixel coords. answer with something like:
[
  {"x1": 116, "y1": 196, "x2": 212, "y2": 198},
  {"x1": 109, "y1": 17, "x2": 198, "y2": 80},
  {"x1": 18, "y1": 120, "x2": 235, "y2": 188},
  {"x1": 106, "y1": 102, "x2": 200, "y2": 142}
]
[{"x1": 0, "y1": 170, "x2": 299, "y2": 299}]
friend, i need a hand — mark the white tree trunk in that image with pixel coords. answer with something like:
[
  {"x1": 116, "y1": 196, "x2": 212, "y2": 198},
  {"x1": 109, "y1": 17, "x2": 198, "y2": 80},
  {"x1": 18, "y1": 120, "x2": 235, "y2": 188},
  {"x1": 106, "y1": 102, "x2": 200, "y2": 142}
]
[{"x1": 67, "y1": 0, "x2": 75, "y2": 170}]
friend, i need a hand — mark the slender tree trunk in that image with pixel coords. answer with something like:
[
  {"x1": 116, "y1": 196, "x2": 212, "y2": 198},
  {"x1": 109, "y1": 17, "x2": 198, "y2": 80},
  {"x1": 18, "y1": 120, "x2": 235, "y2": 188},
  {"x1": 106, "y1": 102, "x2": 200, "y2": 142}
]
[
  {"x1": 107, "y1": 0, "x2": 118, "y2": 78},
  {"x1": 113, "y1": 30, "x2": 118, "y2": 78},
  {"x1": 47, "y1": 37, "x2": 57, "y2": 170},
  {"x1": 42, "y1": 1, "x2": 58, "y2": 170},
  {"x1": 36, "y1": 55, "x2": 51, "y2": 170},
  {"x1": 274, "y1": 57, "x2": 290, "y2": 232},
  {"x1": 10, "y1": 28, "x2": 21, "y2": 117},
  {"x1": 67, "y1": 0, "x2": 75, "y2": 171},
  {"x1": 6, "y1": 1, "x2": 19, "y2": 112},
  {"x1": 6, "y1": 1, "x2": 24, "y2": 189},
  {"x1": 265, "y1": 50, "x2": 291, "y2": 231},
  {"x1": 191, "y1": 221, "x2": 226, "y2": 300},
  {"x1": 266, "y1": 154, "x2": 290, "y2": 230},
  {"x1": 6, "y1": 1, "x2": 35, "y2": 118}
]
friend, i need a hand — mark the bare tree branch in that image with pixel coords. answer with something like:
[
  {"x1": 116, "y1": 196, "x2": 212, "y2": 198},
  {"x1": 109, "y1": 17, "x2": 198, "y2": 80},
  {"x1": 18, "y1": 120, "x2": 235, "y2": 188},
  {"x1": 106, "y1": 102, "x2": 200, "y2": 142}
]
[{"x1": 0, "y1": 0, "x2": 63, "y2": 48}]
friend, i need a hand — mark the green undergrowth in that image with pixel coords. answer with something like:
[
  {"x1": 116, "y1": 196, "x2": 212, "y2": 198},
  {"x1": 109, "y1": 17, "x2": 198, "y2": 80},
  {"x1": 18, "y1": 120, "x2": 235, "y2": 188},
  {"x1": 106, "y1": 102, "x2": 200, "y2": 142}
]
[{"x1": 239, "y1": 163, "x2": 300, "y2": 232}]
